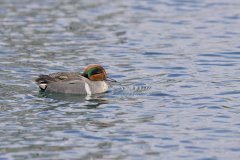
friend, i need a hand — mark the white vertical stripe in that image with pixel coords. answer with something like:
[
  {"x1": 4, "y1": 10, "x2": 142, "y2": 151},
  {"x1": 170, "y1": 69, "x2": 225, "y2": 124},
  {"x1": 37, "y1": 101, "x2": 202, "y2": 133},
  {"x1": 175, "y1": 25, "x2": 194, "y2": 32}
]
[{"x1": 84, "y1": 82, "x2": 92, "y2": 95}]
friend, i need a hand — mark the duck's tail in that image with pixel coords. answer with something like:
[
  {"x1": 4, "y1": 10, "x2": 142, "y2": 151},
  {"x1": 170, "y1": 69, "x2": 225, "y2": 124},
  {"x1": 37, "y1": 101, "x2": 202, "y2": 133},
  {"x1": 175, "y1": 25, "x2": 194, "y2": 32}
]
[{"x1": 35, "y1": 75, "x2": 54, "y2": 90}]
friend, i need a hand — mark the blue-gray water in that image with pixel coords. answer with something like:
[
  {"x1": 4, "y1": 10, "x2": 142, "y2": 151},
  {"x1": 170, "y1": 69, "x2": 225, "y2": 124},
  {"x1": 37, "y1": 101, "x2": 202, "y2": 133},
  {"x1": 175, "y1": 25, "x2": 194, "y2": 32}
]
[{"x1": 0, "y1": 0, "x2": 240, "y2": 159}]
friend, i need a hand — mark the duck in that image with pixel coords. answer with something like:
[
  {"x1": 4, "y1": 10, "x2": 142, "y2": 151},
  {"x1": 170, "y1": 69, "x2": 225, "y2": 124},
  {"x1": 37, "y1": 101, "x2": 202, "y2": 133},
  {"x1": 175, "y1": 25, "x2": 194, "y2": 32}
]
[{"x1": 35, "y1": 64, "x2": 116, "y2": 95}]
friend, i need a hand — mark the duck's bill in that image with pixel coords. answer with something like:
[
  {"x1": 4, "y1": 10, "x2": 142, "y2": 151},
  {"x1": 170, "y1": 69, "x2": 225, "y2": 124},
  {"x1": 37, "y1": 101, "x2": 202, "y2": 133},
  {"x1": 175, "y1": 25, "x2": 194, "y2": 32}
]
[{"x1": 106, "y1": 77, "x2": 117, "y2": 82}]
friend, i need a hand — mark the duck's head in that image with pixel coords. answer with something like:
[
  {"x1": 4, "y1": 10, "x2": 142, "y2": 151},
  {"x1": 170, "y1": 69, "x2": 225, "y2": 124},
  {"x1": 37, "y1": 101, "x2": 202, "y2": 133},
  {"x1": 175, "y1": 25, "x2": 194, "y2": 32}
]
[{"x1": 82, "y1": 64, "x2": 116, "y2": 82}]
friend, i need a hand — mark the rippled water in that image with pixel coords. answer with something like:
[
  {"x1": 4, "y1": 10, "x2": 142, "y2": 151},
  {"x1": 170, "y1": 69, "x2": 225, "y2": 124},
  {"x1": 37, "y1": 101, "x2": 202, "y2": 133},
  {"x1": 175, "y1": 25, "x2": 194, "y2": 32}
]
[{"x1": 0, "y1": 0, "x2": 240, "y2": 159}]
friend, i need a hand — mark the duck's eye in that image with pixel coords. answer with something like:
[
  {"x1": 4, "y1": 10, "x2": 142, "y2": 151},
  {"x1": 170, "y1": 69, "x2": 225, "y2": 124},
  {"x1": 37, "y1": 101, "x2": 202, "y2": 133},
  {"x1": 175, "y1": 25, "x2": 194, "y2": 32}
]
[
  {"x1": 86, "y1": 68, "x2": 102, "y2": 78},
  {"x1": 82, "y1": 67, "x2": 104, "y2": 79},
  {"x1": 91, "y1": 68, "x2": 102, "y2": 75}
]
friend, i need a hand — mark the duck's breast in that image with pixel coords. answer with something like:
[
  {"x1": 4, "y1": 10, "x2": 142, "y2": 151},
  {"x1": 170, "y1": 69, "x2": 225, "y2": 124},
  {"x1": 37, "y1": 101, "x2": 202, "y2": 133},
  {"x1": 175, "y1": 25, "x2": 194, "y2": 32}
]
[{"x1": 87, "y1": 81, "x2": 108, "y2": 94}]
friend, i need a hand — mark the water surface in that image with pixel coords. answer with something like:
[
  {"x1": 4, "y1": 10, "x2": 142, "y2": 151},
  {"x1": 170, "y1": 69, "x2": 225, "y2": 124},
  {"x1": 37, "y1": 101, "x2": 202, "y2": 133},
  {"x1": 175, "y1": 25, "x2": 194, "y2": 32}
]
[{"x1": 0, "y1": 0, "x2": 240, "y2": 159}]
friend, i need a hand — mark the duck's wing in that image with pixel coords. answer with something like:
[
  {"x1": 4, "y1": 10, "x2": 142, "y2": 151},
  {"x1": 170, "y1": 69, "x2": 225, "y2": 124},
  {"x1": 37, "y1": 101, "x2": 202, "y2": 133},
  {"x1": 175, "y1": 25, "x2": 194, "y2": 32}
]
[
  {"x1": 36, "y1": 72, "x2": 82, "y2": 83},
  {"x1": 49, "y1": 72, "x2": 82, "y2": 80},
  {"x1": 45, "y1": 79, "x2": 87, "y2": 94},
  {"x1": 35, "y1": 72, "x2": 84, "y2": 90}
]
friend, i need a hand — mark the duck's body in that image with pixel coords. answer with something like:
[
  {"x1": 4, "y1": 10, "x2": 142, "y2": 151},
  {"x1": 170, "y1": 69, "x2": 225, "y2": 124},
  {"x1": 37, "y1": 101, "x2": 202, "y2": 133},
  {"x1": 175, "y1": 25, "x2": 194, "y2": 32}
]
[{"x1": 35, "y1": 64, "x2": 113, "y2": 95}]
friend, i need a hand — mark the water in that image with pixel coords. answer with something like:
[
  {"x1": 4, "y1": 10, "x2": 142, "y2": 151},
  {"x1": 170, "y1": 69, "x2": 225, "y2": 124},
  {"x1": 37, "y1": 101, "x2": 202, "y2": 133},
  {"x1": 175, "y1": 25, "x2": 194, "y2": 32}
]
[{"x1": 0, "y1": 0, "x2": 240, "y2": 159}]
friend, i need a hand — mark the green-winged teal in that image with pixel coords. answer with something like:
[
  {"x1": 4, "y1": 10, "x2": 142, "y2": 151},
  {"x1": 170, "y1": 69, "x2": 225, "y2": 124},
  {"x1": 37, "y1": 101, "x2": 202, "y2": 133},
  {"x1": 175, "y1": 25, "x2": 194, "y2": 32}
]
[{"x1": 35, "y1": 64, "x2": 116, "y2": 95}]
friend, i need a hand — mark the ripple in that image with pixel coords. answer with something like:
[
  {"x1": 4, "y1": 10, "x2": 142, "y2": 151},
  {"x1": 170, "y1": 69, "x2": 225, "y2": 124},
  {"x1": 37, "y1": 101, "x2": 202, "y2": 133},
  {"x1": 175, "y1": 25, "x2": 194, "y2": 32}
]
[
  {"x1": 216, "y1": 91, "x2": 240, "y2": 95},
  {"x1": 198, "y1": 52, "x2": 240, "y2": 59},
  {"x1": 149, "y1": 92, "x2": 175, "y2": 97},
  {"x1": 142, "y1": 52, "x2": 173, "y2": 56},
  {"x1": 168, "y1": 73, "x2": 190, "y2": 77}
]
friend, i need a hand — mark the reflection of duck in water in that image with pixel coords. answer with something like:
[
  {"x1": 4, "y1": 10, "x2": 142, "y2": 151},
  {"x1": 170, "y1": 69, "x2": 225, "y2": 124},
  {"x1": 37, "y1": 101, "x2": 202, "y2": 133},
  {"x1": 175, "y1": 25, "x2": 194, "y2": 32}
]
[
  {"x1": 38, "y1": 91, "x2": 109, "y2": 108},
  {"x1": 35, "y1": 64, "x2": 116, "y2": 95}
]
